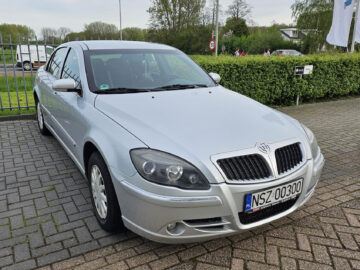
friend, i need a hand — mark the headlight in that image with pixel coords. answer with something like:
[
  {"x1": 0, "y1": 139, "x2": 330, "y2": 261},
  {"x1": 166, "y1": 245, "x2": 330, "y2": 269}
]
[
  {"x1": 130, "y1": 149, "x2": 210, "y2": 190},
  {"x1": 301, "y1": 124, "x2": 319, "y2": 158}
]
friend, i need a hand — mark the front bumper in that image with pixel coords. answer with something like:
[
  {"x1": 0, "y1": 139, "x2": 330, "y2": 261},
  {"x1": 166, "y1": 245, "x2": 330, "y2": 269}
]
[{"x1": 112, "y1": 152, "x2": 325, "y2": 244}]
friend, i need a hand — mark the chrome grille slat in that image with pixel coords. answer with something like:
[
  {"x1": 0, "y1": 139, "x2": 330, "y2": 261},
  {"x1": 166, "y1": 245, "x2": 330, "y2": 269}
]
[
  {"x1": 248, "y1": 156, "x2": 259, "y2": 178},
  {"x1": 284, "y1": 146, "x2": 291, "y2": 167},
  {"x1": 252, "y1": 155, "x2": 264, "y2": 179},
  {"x1": 242, "y1": 156, "x2": 254, "y2": 179},
  {"x1": 232, "y1": 157, "x2": 246, "y2": 179},
  {"x1": 235, "y1": 157, "x2": 248, "y2": 179},
  {"x1": 228, "y1": 159, "x2": 240, "y2": 179}
]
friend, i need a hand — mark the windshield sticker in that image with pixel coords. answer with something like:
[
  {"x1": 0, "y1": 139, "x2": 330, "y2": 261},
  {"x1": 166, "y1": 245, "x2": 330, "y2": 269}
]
[{"x1": 100, "y1": 84, "x2": 109, "y2": 90}]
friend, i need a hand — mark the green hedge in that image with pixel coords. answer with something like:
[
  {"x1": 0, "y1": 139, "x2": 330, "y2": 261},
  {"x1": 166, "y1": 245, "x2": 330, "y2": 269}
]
[{"x1": 192, "y1": 54, "x2": 360, "y2": 105}]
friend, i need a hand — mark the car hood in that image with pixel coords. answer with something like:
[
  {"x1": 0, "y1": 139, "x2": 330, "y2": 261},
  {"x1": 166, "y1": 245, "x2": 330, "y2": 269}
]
[{"x1": 95, "y1": 86, "x2": 306, "y2": 182}]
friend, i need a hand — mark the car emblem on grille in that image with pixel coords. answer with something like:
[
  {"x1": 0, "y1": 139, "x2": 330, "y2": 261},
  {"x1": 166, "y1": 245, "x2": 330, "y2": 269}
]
[{"x1": 257, "y1": 143, "x2": 270, "y2": 154}]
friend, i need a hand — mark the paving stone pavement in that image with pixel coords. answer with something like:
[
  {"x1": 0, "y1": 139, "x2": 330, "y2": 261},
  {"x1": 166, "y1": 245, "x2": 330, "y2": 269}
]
[{"x1": 0, "y1": 97, "x2": 359, "y2": 270}]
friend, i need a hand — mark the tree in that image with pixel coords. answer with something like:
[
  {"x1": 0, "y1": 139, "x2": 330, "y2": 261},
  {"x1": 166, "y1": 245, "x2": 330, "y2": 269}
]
[
  {"x1": 123, "y1": 28, "x2": 146, "y2": 41},
  {"x1": 148, "y1": 0, "x2": 206, "y2": 31},
  {"x1": 41, "y1": 27, "x2": 57, "y2": 42},
  {"x1": 65, "y1": 31, "x2": 86, "y2": 41},
  {"x1": 221, "y1": 27, "x2": 300, "y2": 55},
  {"x1": 0, "y1": 24, "x2": 35, "y2": 42},
  {"x1": 147, "y1": 24, "x2": 213, "y2": 54},
  {"x1": 84, "y1": 21, "x2": 119, "y2": 39},
  {"x1": 226, "y1": 0, "x2": 251, "y2": 20},
  {"x1": 291, "y1": 0, "x2": 333, "y2": 53},
  {"x1": 57, "y1": 27, "x2": 72, "y2": 41},
  {"x1": 224, "y1": 17, "x2": 249, "y2": 37}
]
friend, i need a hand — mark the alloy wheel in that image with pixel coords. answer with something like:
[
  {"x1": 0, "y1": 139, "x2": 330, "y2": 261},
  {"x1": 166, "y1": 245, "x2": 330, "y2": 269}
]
[
  {"x1": 37, "y1": 102, "x2": 44, "y2": 130},
  {"x1": 91, "y1": 165, "x2": 108, "y2": 219}
]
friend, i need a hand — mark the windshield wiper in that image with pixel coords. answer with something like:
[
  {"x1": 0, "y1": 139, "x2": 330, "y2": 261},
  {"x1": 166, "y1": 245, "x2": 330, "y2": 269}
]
[
  {"x1": 150, "y1": 84, "x2": 208, "y2": 91},
  {"x1": 93, "y1": 88, "x2": 151, "y2": 94}
]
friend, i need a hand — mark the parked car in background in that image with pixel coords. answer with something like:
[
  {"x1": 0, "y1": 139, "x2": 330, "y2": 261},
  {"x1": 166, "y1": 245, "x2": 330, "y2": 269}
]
[
  {"x1": 272, "y1": 49, "x2": 304, "y2": 57},
  {"x1": 16, "y1": 45, "x2": 54, "y2": 71},
  {"x1": 34, "y1": 41, "x2": 324, "y2": 243}
]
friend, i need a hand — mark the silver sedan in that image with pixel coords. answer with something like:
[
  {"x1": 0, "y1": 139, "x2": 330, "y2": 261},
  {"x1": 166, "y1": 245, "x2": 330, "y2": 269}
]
[{"x1": 34, "y1": 41, "x2": 324, "y2": 243}]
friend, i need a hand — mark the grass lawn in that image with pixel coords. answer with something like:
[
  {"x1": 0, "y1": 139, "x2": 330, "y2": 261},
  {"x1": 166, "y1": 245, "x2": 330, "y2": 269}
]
[
  {"x1": 0, "y1": 107, "x2": 35, "y2": 117},
  {"x1": 0, "y1": 75, "x2": 35, "y2": 115},
  {"x1": 0, "y1": 48, "x2": 16, "y2": 64},
  {"x1": 0, "y1": 90, "x2": 35, "y2": 109}
]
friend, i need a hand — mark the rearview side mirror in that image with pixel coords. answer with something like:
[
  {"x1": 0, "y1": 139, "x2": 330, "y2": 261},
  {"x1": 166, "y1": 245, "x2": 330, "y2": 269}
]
[
  {"x1": 209, "y1": 72, "x2": 221, "y2": 83},
  {"x1": 52, "y1": 79, "x2": 80, "y2": 94}
]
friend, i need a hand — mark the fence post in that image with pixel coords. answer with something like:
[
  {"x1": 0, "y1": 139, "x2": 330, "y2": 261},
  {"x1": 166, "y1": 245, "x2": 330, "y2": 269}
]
[
  {"x1": 0, "y1": 34, "x2": 4, "y2": 111},
  {"x1": 0, "y1": 34, "x2": 12, "y2": 110},
  {"x1": 18, "y1": 34, "x2": 29, "y2": 109},
  {"x1": 9, "y1": 34, "x2": 20, "y2": 109},
  {"x1": 35, "y1": 36, "x2": 41, "y2": 73},
  {"x1": 44, "y1": 37, "x2": 48, "y2": 62},
  {"x1": 26, "y1": 36, "x2": 34, "y2": 87}
]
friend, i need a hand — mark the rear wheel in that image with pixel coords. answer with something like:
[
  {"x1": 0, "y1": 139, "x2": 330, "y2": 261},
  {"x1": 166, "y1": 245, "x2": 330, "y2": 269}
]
[
  {"x1": 36, "y1": 100, "x2": 50, "y2": 136},
  {"x1": 88, "y1": 151, "x2": 124, "y2": 232},
  {"x1": 23, "y1": 62, "x2": 32, "y2": 71}
]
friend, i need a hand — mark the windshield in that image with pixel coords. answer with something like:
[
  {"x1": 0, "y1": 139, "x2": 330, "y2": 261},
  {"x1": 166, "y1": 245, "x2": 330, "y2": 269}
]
[{"x1": 84, "y1": 49, "x2": 216, "y2": 93}]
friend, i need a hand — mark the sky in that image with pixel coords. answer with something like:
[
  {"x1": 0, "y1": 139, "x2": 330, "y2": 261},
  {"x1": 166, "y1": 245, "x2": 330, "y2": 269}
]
[{"x1": 0, "y1": 0, "x2": 295, "y2": 37}]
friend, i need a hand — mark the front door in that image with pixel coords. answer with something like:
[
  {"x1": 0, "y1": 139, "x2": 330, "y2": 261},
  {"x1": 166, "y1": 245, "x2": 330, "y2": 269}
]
[
  {"x1": 51, "y1": 48, "x2": 85, "y2": 161},
  {"x1": 41, "y1": 47, "x2": 69, "y2": 132}
]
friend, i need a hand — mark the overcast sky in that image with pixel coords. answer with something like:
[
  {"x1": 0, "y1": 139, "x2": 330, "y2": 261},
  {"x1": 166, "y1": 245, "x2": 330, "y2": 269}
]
[{"x1": 0, "y1": 0, "x2": 294, "y2": 36}]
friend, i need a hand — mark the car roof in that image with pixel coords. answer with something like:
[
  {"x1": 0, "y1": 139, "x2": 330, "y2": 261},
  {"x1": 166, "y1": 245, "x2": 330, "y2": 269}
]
[{"x1": 62, "y1": 40, "x2": 177, "y2": 51}]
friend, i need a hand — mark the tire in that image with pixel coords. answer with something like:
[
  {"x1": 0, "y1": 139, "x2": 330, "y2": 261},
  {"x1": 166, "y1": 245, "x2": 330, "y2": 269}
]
[
  {"x1": 23, "y1": 62, "x2": 32, "y2": 71},
  {"x1": 87, "y1": 151, "x2": 124, "y2": 232},
  {"x1": 36, "y1": 100, "x2": 50, "y2": 136}
]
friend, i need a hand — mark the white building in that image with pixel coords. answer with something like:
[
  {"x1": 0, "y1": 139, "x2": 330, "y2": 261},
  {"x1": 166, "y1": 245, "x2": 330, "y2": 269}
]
[{"x1": 280, "y1": 28, "x2": 311, "y2": 44}]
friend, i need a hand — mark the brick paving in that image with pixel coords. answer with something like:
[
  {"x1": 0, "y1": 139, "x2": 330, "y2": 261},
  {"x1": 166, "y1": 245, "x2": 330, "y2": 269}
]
[{"x1": 0, "y1": 97, "x2": 359, "y2": 270}]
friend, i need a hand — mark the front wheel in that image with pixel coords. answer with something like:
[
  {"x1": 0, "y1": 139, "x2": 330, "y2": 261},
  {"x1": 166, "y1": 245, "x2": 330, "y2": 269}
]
[
  {"x1": 36, "y1": 101, "x2": 50, "y2": 136},
  {"x1": 88, "y1": 152, "x2": 124, "y2": 232}
]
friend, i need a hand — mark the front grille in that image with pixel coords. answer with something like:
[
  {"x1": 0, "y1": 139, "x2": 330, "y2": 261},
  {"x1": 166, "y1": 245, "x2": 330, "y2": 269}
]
[
  {"x1": 275, "y1": 143, "x2": 303, "y2": 175},
  {"x1": 239, "y1": 197, "x2": 298, "y2": 224},
  {"x1": 217, "y1": 154, "x2": 271, "y2": 181}
]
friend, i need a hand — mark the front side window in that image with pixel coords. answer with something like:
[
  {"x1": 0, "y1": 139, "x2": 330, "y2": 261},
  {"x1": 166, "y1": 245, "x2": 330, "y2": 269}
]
[
  {"x1": 62, "y1": 49, "x2": 81, "y2": 89},
  {"x1": 48, "y1": 48, "x2": 68, "y2": 79},
  {"x1": 84, "y1": 49, "x2": 216, "y2": 93}
]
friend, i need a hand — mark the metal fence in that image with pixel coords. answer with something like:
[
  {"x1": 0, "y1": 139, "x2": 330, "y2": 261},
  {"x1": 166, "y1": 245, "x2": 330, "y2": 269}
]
[{"x1": 0, "y1": 34, "x2": 108, "y2": 112}]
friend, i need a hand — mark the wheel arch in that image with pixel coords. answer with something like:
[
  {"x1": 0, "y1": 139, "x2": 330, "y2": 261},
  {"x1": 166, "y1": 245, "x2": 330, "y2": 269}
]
[
  {"x1": 83, "y1": 141, "x2": 101, "y2": 178},
  {"x1": 33, "y1": 91, "x2": 39, "y2": 103},
  {"x1": 33, "y1": 83, "x2": 42, "y2": 104}
]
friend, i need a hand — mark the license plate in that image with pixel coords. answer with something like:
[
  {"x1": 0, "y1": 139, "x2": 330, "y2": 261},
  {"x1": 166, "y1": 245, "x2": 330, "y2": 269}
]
[{"x1": 244, "y1": 179, "x2": 303, "y2": 213}]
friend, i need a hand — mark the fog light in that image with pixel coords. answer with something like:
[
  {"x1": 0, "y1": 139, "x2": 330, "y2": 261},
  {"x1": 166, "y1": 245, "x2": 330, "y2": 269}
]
[
  {"x1": 166, "y1": 222, "x2": 185, "y2": 235},
  {"x1": 167, "y1": 223, "x2": 177, "y2": 231}
]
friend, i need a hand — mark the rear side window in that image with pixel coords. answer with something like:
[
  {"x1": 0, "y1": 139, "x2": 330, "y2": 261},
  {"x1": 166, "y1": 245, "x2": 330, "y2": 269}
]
[
  {"x1": 48, "y1": 48, "x2": 68, "y2": 79},
  {"x1": 62, "y1": 49, "x2": 81, "y2": 89}
]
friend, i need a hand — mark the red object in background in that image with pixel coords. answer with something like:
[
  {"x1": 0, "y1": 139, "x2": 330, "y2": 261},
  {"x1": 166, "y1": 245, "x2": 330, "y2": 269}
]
[{"x1": 209, "y1": 39, "x2": 216, "y2": 51}]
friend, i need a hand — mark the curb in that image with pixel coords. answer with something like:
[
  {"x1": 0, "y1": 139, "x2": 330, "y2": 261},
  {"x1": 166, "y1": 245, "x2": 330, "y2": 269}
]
[{"x1": 0, "y1": 114, "x2": 36, "y2": 122}]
